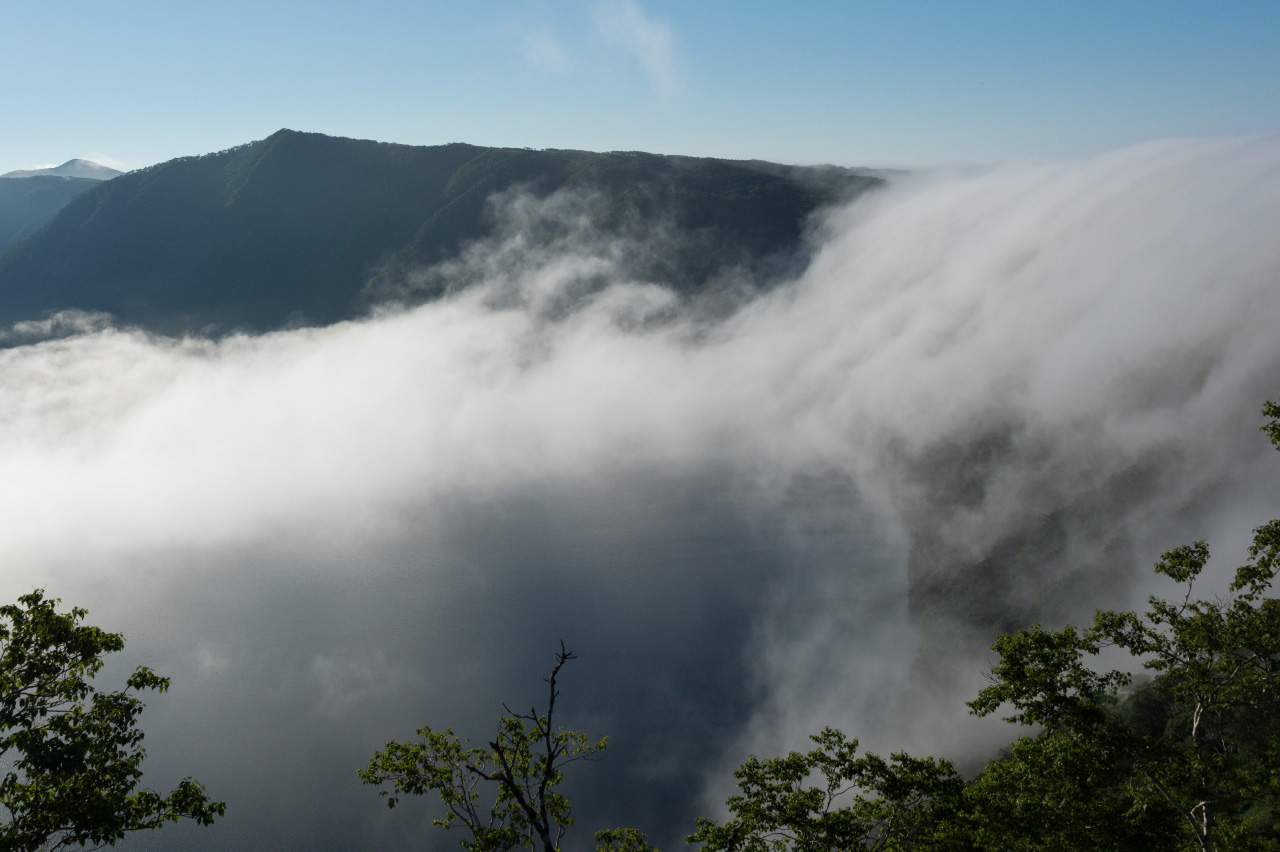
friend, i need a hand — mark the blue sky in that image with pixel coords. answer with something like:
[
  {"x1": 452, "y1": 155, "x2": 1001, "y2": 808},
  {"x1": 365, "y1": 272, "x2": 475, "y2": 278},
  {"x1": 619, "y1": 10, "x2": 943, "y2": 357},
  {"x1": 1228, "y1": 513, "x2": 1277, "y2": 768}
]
[{"x1": 4, "y1": 0, "x2": 1279, "y2": 172}]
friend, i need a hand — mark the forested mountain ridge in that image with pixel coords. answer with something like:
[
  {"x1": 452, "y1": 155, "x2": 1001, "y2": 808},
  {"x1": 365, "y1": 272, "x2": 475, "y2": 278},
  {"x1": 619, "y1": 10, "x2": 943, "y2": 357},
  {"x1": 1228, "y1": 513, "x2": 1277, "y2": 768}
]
[{"x1": 0, "y1": 130, "x2": 880, "y2": 335}]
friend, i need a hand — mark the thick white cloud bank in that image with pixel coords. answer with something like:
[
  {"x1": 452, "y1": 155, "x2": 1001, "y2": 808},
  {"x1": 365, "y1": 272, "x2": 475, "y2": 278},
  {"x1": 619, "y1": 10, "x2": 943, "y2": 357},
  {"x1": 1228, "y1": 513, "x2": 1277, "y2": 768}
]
[{"x1": 0, "y1": 134, "x2": 1278, "y2": 850}]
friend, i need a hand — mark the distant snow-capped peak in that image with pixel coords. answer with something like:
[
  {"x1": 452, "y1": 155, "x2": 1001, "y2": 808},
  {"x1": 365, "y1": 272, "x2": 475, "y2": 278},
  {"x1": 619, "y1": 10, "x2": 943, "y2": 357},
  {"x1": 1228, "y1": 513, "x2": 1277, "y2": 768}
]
[{"x1": 0, "y1": 159, "x2": 123, "y2": 180}]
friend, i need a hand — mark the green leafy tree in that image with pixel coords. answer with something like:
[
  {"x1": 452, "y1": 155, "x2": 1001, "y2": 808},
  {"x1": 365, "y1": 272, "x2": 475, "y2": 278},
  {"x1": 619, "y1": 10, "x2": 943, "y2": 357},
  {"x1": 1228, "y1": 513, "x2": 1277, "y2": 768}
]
[
  {"x1": 361, "y1": 403, "x2": 1280, "y2": 852},
  {"x1": 693, "y1": 402, "x2": 1280, "y2": 852},
  {"x1": 0, "y1": 590, "x2": 224, "y2": 852},
  {"x1": 968, "y1": 402, "x2": 1280, "y2": 852},
  {"x1": 360, "y1": 644, "x2": 655, "y2": 852},
  {"x1": 687, "y1": 727, "x2": 967, "y2": 852},
  {"x1": 963, "y1": 726, "x2": 1183, "y2": 851}
]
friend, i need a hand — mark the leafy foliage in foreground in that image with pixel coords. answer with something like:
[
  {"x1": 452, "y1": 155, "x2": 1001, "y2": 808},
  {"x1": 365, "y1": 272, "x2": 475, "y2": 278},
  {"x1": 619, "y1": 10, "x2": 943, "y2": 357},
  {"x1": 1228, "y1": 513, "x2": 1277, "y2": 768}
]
[
  {"x1": 688, "y1": 728, "x2": 965, "y2": 852},
  {"x1": 360, "y1": 644, "x2": 654, "y2": 852},
  {"x1": 965, "y1": 403, "x2": 1280, "y2": 852},
  {"x1": 0, "y1": 590, "x2": 223, "y2": 852},
  {"x1": 370, "y1": 402, "x2": 1280, "y2": 852}
]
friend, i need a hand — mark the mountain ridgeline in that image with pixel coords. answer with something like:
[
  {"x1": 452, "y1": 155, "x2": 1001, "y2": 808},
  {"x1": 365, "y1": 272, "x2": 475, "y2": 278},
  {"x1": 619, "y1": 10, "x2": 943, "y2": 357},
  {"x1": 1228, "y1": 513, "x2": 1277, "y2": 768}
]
[{"x1": 0, "y1": 130, "x2": 881, "y2": 335}]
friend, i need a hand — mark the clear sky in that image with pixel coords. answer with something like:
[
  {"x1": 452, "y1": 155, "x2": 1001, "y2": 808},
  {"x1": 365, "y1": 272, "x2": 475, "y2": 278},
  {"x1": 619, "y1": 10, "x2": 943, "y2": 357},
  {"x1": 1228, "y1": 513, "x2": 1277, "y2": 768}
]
[{"x1": 4, "y1": 0, "x2": 1279, "y2": 173}]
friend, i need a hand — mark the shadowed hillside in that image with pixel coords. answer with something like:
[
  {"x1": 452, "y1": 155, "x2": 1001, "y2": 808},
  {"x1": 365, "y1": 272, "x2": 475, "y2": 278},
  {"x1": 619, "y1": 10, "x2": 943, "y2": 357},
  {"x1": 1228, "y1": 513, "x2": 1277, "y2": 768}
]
[
  {"x1": 0, "y1": 130, "x2": 880, "y2": 334},
  {"x1": 0, "y1": 176, "x2": 102, "y2": 255}
]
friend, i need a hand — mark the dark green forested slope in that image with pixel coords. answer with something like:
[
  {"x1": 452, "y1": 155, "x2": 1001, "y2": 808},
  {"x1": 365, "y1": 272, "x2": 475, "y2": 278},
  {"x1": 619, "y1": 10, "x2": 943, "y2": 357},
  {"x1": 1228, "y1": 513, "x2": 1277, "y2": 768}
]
[
  {"x1": 0, "y1": 130, "x2": 879, "y2": 334},
  {"x1": 0, "y1": 176, "x2": 101, "y2": 256}
]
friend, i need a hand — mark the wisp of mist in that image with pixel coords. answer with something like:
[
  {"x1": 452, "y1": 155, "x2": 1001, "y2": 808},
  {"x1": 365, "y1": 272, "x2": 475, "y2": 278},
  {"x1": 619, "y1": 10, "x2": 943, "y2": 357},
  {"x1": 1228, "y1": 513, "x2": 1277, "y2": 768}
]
[{"x1": 0, "y1": 135, "x2": 1277, "y2": 851}]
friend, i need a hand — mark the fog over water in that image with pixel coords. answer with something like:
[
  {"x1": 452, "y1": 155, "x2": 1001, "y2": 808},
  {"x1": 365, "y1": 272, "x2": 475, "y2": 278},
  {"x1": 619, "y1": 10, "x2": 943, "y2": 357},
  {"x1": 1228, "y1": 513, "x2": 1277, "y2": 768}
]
[{"x1": 1, "y1": 135, "x2": 1278, "y2": 851}]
